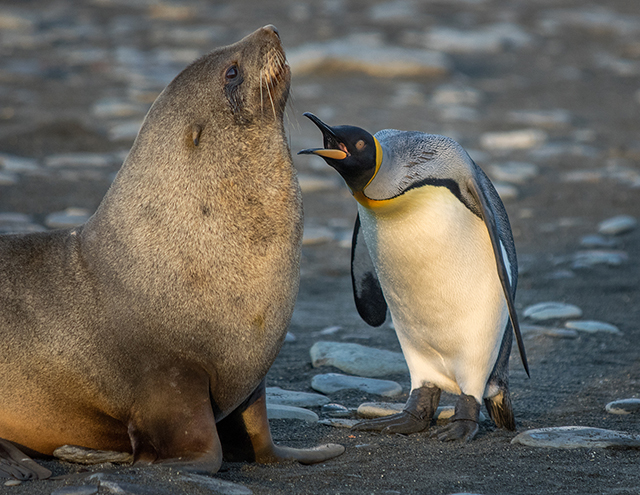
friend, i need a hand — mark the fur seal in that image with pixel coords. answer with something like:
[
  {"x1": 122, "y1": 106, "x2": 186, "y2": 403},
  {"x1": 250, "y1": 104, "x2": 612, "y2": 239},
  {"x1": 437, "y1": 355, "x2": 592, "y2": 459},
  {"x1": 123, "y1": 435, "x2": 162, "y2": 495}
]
[{"x1": 0, "y1": 26, "x2": 343, "y2": 479}]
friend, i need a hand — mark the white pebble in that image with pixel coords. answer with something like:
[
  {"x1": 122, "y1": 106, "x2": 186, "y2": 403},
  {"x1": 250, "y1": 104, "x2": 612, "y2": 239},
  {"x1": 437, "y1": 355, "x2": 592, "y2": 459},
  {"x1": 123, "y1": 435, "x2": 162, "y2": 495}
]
[
  {"x1": 488, "y1": 161, "x2": 539, "y2": 184},
  {"x1": 266, "y1": 404, "x2": 319, "y2": 423},
  {"x1": 480, "y1": 129, "x2": 548, "y2": 151},
  {"x1": 523, "y1": 302, "x2": 583, "y2": 321},
  {"x1": 266, "y1": 387, "x2": 330, "y2": 407},
  {"x1": 598, "y1": 215, "x2": 637, "y2": 235},
  {"x1": 311, "y1": 373, "x2": 403, "y2": 397},
  {"x1": 565, "y1": 320, "x2": 621, "y2": 334},
  {"x1": 605, "y1": 399, "x2": 640, "y2": 415}
]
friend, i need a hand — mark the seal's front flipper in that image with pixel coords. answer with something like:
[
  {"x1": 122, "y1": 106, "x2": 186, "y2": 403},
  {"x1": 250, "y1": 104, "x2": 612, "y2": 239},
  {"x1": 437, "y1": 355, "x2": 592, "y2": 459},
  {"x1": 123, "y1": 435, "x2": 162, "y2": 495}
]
[
  {"x1": 0, "y1": 439, "x2": 52, "y2": 481},
  {"x1": 218, "y1": 380, "x2": 344, "y2": 464},
  {"x1": 351, "y1": 213, "x2": 387, "y2": 327},
  {"x1": 352, "y1": 385, "x2": 441, "y2": 435},
  {"x1": 431, "y1": 394, "x2": 480, "y2": 443}
]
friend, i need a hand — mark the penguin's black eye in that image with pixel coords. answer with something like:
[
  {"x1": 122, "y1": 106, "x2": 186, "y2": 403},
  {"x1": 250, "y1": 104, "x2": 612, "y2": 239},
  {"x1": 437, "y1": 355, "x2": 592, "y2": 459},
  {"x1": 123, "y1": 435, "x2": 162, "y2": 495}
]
[
  {"x1": 225, "y1": 65, "x2": 239, "y2": 80},
  {"x1": 356, "y1": 140, "x2": 366, "y2": 151}
]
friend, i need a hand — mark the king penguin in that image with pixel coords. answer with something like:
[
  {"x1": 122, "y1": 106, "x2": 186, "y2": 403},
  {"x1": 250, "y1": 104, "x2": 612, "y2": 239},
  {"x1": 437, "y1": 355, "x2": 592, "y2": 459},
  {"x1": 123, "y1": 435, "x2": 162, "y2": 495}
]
[{"x1": 299, "y1": 113, "x2": 529, "y2": 442}]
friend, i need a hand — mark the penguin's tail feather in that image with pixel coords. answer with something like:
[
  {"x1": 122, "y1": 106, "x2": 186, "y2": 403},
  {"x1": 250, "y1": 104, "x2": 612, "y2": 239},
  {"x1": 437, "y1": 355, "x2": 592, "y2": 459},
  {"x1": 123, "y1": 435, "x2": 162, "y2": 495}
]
[{"x1": 484, "y1": 389, "x2": 515, "y2": 431}]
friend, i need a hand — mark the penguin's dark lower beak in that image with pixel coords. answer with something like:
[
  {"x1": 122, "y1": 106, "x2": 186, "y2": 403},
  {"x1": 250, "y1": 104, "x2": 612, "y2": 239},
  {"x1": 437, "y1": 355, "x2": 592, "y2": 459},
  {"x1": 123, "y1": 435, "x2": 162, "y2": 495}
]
[{"x1": 297, "y1": 148, "x2": 348, "y2": 159}]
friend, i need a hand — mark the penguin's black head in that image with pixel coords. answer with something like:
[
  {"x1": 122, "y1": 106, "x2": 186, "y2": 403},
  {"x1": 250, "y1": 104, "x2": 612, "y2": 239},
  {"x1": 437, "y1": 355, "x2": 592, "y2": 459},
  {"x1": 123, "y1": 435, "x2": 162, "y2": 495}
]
[{"x1": 298, "y1": 112, "x2": 379, "y2": 192}]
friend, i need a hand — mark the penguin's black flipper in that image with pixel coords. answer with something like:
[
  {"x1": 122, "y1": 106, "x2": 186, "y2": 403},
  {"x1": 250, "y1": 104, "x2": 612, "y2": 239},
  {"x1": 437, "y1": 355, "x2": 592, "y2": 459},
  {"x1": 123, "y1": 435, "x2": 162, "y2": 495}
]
[
  {"x1": 466, "y1": 175, "x2": 529, "y2": 377},
  {"x1": 351, "y1": 213, "x2": 387, "y2": 327}
]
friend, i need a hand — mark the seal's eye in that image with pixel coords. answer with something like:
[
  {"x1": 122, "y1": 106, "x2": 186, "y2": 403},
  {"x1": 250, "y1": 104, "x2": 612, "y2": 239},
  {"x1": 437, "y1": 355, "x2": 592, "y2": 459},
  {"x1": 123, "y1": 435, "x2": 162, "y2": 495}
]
[{"x1": 225, "y1": 65, "x2": 239, "y2": 80}]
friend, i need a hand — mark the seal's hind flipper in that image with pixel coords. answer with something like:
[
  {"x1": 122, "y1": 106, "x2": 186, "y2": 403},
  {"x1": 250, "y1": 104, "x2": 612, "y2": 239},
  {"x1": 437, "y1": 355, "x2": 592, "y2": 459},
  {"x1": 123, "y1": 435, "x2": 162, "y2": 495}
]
[
  {"x1": 217, "y1": 379, "x2": 345, "y2": 464},
  {"x1": 0, "y1": 439, "x2": 51, "y2": 481}
]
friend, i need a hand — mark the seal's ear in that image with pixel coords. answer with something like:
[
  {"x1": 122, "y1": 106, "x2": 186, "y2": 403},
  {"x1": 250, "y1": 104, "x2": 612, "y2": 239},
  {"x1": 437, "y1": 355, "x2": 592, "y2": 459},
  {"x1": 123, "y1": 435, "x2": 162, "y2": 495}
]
[{"x1": 192, "y1": 124, "x2": 203, "y2": 146}]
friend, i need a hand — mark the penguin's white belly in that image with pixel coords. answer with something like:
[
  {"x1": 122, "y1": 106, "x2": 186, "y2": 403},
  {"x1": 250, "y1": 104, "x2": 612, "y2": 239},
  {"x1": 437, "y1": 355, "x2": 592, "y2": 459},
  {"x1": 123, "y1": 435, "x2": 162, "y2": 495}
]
[{"x1": 358, "y1": 186, "x2": 508, "y2": 401}]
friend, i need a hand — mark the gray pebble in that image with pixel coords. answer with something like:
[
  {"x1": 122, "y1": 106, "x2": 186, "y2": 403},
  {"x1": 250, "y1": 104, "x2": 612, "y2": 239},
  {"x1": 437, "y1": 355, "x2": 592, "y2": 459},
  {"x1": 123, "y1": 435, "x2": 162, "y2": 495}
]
[
  {"x1": 51, "y1": 486, "x2": 99, "y2": 495},
  {"x1": 511, "y1": 426, "x2": 640, "y2": 449},
  {"x1": 480, "y1": 129, "x2": 547, "y2": 151},
  {"x1": 425, "y1": 23, "x2": 533, "y2": 54},
  {"x1": 108, "y1": 120, "x2": 144, "y2": 141},
  {"x1": 319, "y1": 418, "x2": 360, "y2": 428},
  {"x1": 45, "y1": 153, "x2": 117, "y2": 168},
  {"x1": 53, "y1": 445, "x2": 133, "y2": 465},
  {"x1": 266, "y1": 386, "x2": 330, "y2": 407},
  {"x1": 310, "y1": 341, "x2": 408, "y2": 378},
  {"x1": 523, "y1": 302, "x2": 583, "y2": 321},
  {"x1": 572, "y1": 250, "x2": 628, "y2": 269},
  {"x1": 508, "y1": 109, "x2": 572, "y2": 128},
  {"x1": 311, "y1": 373, "x2": 402, "y2": 397},
  {"x1": 266, "y1": 404, "x2": 319, "y2": 423},
  {"x1": 565, "y1": 320, "x2": 621, "y2": 334},
  {"x1": 287, "y1": 38, "x2": 451, "y2": 78},
  {"x1": 580, "y1": 235, "x2": 618, "y2": 248},
  {"x1": 369, "y1": 0, "x2": 421, "y2": 24},
  {"x1": 598, "y1": 215, "x2": 637, "y2": 235},
  {"x1": 605, "y1": 399, "x2": 640, "y2": 415},
  {"x1": 180, "y1": 474, "x2": 253, "y2": 495},
  {"x1": 431, "y1": 84, "x2": 483, "y2": 107},
  {"x1": 357, "y1": 403, "x2": 487, "y2": 422},
  {"x1": 321, "y1": 403, "x2": 352, "y2": 418},
  {"x1": 521, "y1": 325, "x2": 579, "y2": 339},
  {"x1": 45, "y1": 208, "x2": 91, "y2": 229},
  {"x1": 284, "y1": 332, "x2": 296, "y2": 343},
  {"x1": 0, "y1": 152, "x2": 40, "y2": 172}
]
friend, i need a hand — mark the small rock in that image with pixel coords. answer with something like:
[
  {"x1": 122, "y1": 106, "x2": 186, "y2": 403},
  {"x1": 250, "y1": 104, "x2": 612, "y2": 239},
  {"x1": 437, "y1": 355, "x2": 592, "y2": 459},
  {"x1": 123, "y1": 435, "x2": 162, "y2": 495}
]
[
  {"x1": 0, "y1": 152, "x2": 40, "y2": 172},
  {"x1": 100, "y1": 480, "x2": 170, "y2": 495},
  {"x1": 319, "y1": 418, "x2": 360, "y2": 428},
  {"x1": 597, "y1": 215, "x2": 637, "y2": 235},
  {"x1": 51, "y1": 486, "x2": 99, "y2": 495},
  {"x1": 302, "y1": 226, "x2": 334, "y2": 245},
  {"x1": 572, "y1": 250, "x2": 628, "y2": 268},
  {"x1": 180, "y1": 474, "x2": 253, "y2": 495},
  {"x1": 521, "y1": 324, "x2": 579, "y2": 339},
  {"x1": 391, "y1": 83, "x2": 427, "y2": 107},
  {"x1": 565, "y1": 320, "x2": 621, "y2": 334},
  {"x1": 266, "y1": 404, "x2": 319, "y2": 423},
  {"x1": 319, "y1": 325, "x2": 342, "y2": 335},
  {"x1": 508, "y1": 109, "x2": 572, "y2": 128},
  {"x1": 45, "y1": 208, "x2": 91, "y2": 229},
  {"x1": 311, "y1": 373, "x2": 402, "y2": 397},
  {"x1": 480, "y1": 129, "x2": 548, "y2": 151},
  {"x1": 488, "y1": 162, "x2": 539, "y2": 184},
  {"x1": 108, "y1": 120, "x2": 144, "y2": 141},
  {"x1": 605, "y1": 399, "x2": 640, "y2": 415},
  {"x1": 310, "y1": 341, "x2": 408, "y2": 377},
  {"x1": 92, "y1": 98, "x2": 147, "y2": 119},
  {"x1": 425, "y1": 23, "x2": 533, "y2": 54},
  {"x1": 580, "y1": 235, "x2": 617, "y2": 248},
  {"x1": 523, "y1": 302, "x2": 583, "y2": 321},
  {"x1": 4, "y1": 479, "x2": 21, "y2": 487},
  {"x1": 288, "y1": 38, "x2": 451, "y2": 78},
  {"x1": 440, "y1": 106, "x2": 479, "y2": 122},
  {"x1": 321, "y1": 403, "x2": 352, "y2": 418},
  {"x1": 511, "y1": 426, "x2": 640, "y2": 449},
  {"x1": 369, "y1": 0, "x2": 420, "y2": 24},
  {"x1": 357, "y1": 403, "x2": 487, "y2": 422},
  {"x1": 45, "y1": 153, "x2": 117, "y2": 168},
  {"x1": 266, "y1": 387, "x2": 330, "y2": 407},
  {"x1": 53, "y1": 445, "x2": 133, "y2": 465},
  {"x1": 284, "y1": 332, "x2": 296, "y2": 342}
]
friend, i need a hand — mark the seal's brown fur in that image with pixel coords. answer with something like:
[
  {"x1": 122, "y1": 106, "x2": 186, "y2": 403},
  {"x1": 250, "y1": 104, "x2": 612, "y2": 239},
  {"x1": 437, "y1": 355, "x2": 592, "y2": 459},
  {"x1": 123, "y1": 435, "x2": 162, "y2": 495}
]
[{"x1": 0, "y1": 25, "x2": 343, "y2": 477}]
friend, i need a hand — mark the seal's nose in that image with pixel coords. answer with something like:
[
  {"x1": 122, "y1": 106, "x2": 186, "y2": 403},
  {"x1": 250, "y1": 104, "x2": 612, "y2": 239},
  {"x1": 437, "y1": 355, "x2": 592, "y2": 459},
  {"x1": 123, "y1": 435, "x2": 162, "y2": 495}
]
[{"x1": 263, "y1": 24, "x2": 280, "y2": 39}]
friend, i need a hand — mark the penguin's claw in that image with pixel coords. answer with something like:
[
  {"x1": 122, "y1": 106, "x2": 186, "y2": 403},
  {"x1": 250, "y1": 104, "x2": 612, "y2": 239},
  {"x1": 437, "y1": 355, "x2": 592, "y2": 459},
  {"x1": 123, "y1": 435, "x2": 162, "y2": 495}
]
[
  {"x1": 431, "y1": 420, "x2": 479, "y2": 443},
  {"x1": 351, "y1": 411, "x2": 429, "y2": 435}
]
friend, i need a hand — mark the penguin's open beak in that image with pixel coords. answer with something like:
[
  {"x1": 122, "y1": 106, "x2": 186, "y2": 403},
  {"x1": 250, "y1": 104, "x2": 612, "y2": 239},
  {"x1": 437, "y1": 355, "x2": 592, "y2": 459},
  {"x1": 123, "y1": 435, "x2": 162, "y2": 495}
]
[{"x1": 297, "y1": 112, "x2": 348, "y2": 160}]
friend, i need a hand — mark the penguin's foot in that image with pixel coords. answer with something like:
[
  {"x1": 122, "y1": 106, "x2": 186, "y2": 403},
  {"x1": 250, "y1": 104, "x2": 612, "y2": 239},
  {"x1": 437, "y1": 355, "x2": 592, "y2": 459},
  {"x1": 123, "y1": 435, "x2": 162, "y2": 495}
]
[
  {"x1": 431, "y1": 394, "x2": 481, "y2": 443},
  {"x1": 352, "y1": 385, "x2": 441, "y2": 435}
]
